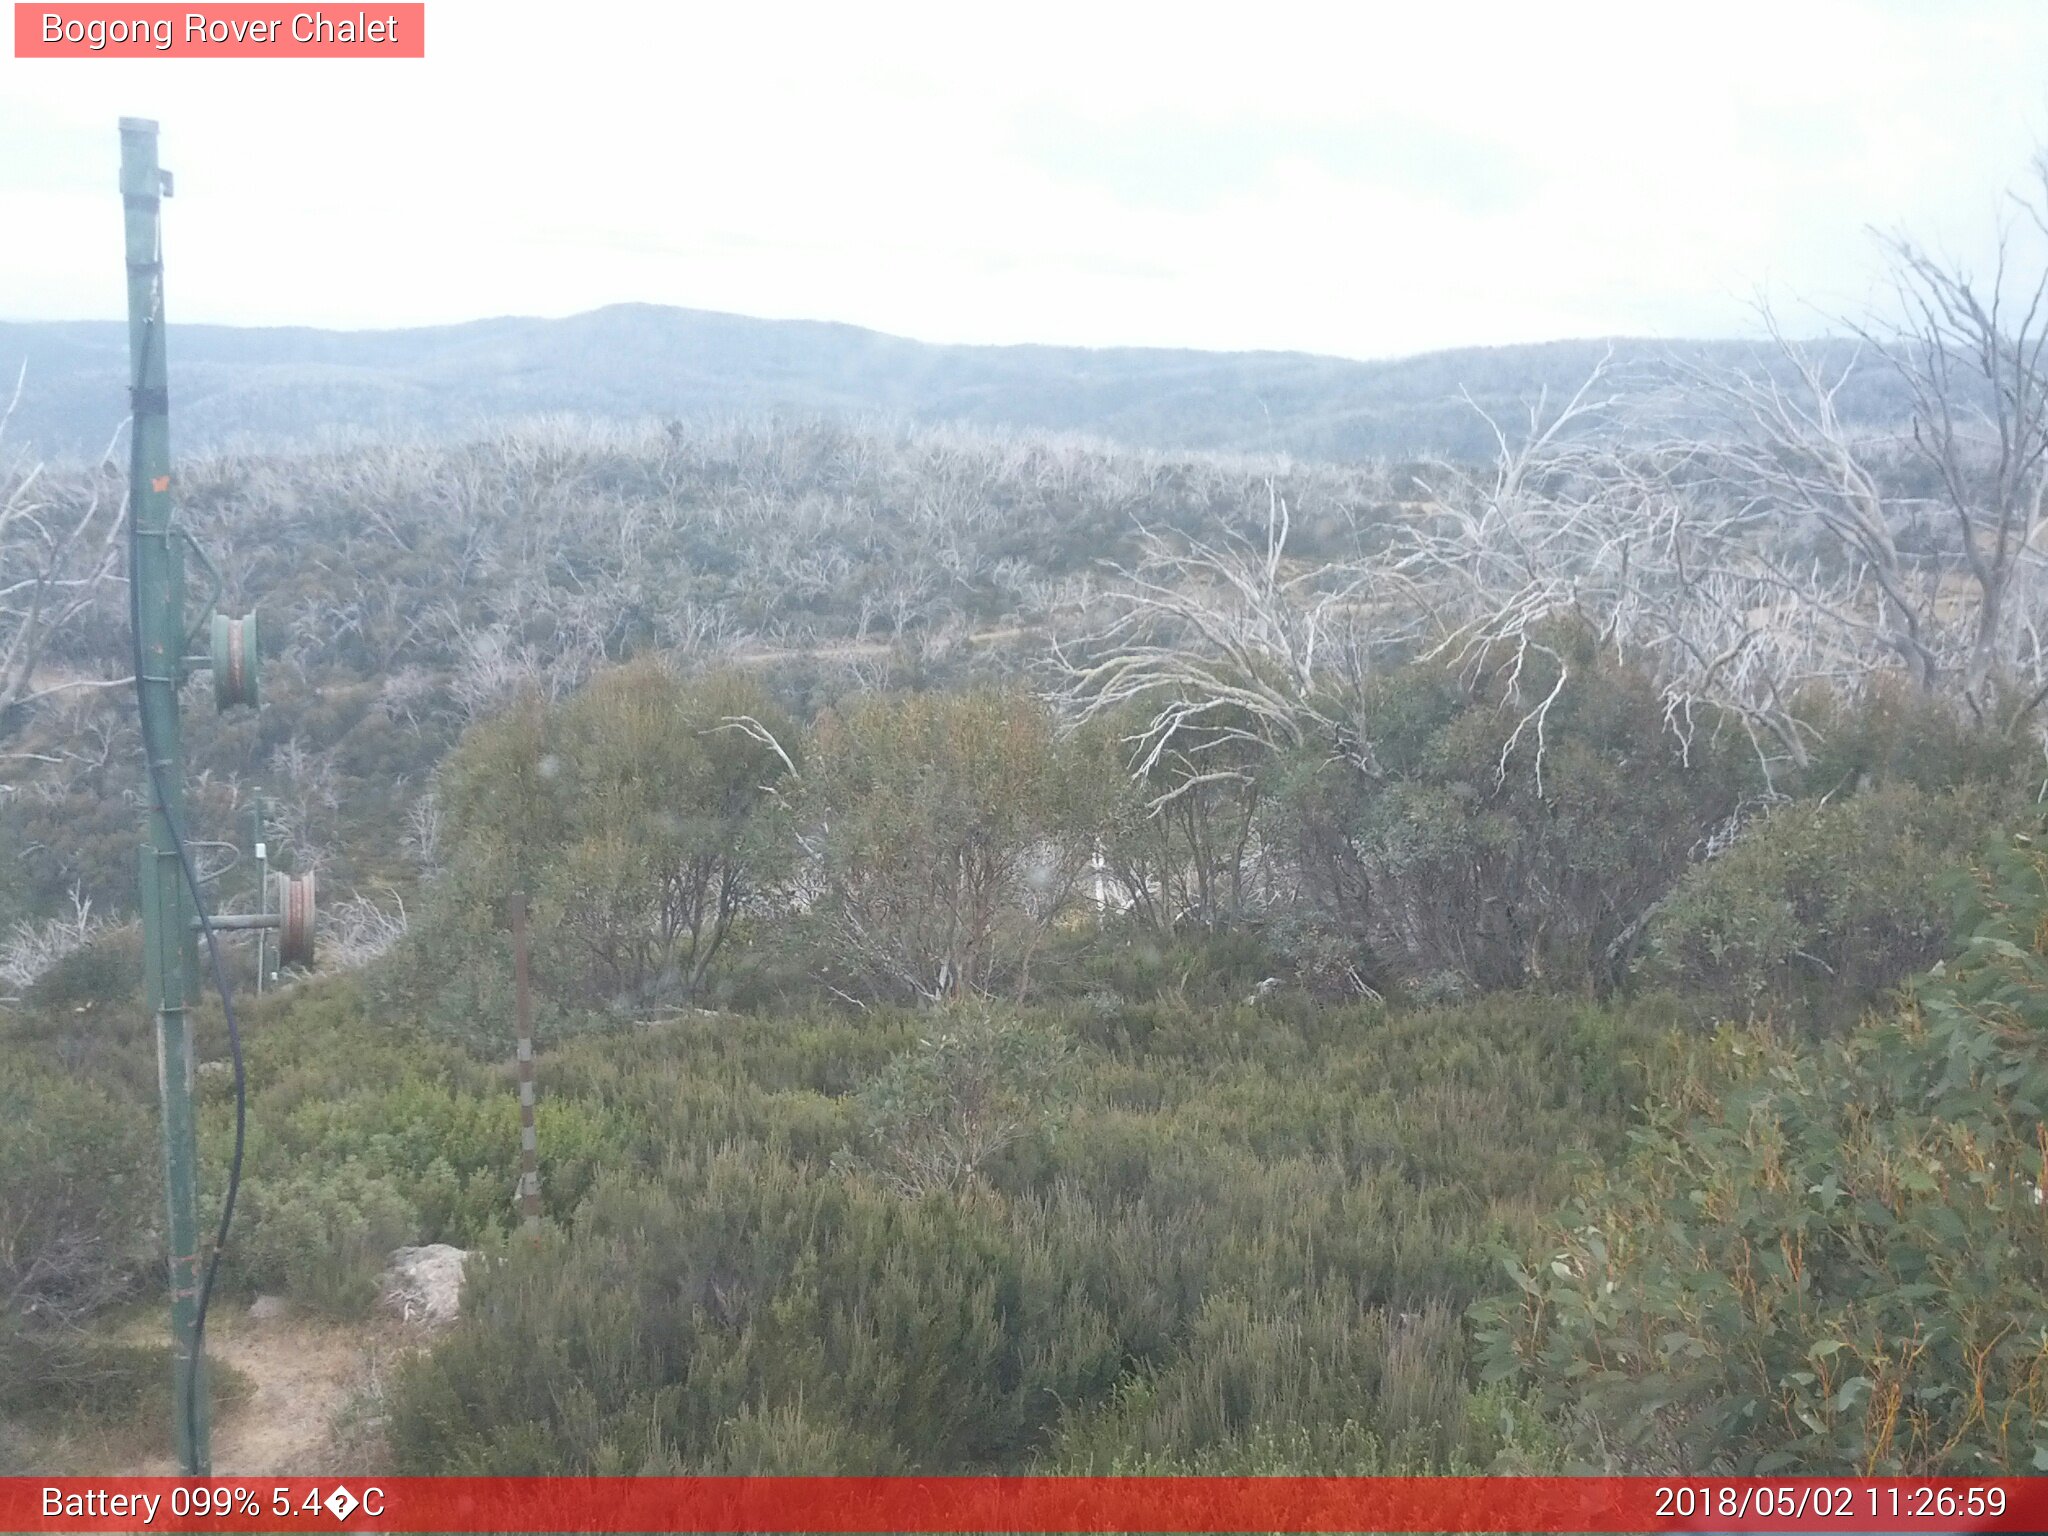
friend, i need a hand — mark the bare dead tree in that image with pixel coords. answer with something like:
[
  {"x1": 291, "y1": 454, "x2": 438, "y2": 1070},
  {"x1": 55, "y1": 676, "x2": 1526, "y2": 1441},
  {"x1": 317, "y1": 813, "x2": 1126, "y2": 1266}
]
[
  {"x1": 448, "y1": 622, "x2": 594, "y2": 722},
  {"x1": 1374, "y1": 348, "x2": 1862, "y2": 785},
  {"x1": 266, "y1": 734, "x2": 343, "y2": 871},
  {"x1": 1607, "y1": 160, "x2": 2048, "y2": 754},
  {"x1": 1056, "y1": 483, "x2": 1385, "y2": 808},
  {"x1": 321, "y1": 887, "x2": 409, "y2": 970},
  {"x1": 1390, "y1": 160, "x2": 2048, "y2": 781},
  {"x1": 1388, "y1": 360, "x2": 1637, "y2": 788},
  {"x1": 404, "y1": 790, "x2": 443, "y2": 872},
  {"x1": 0, "y1": 373, "x2": 129, "y2": 728},
  {"x1": 0, "y1": 885, "x2": 109, "y2": 996}
]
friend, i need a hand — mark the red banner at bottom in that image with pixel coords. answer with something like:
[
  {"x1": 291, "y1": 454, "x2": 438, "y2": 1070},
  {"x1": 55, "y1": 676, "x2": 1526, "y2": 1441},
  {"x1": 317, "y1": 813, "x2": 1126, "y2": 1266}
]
[{"x1": 2, "y1": 1476, "x2": 2039, "y2": 1533}]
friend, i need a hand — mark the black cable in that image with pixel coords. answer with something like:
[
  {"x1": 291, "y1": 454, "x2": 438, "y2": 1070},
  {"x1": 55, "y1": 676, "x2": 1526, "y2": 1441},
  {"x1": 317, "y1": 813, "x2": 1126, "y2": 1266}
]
[{"x1": 127, "y1": 268, "x2": 246, "y2": 1467}]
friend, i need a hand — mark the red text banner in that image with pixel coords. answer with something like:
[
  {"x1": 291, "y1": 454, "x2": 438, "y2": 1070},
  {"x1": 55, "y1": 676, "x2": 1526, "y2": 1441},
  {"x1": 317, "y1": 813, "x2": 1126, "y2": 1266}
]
[
  {"x1": 1, "y1": 1476, "x2": 2042, "y2": 1533},
  {"x1": 14, "y1": 5, "x2": 424, "y2": 57}
]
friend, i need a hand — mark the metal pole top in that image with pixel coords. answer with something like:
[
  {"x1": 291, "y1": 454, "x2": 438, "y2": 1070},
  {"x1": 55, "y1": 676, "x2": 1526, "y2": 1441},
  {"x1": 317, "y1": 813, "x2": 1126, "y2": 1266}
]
[{"x1": 120, "y1": 120, "x2": 170, "y2": 200}]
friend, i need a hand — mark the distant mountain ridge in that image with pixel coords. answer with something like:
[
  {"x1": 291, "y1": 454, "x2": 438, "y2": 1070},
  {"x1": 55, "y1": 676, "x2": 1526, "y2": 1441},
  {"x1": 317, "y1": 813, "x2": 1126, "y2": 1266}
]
[{"x1": 0, "y1": 303, "x2": 1896, "y2": 463}]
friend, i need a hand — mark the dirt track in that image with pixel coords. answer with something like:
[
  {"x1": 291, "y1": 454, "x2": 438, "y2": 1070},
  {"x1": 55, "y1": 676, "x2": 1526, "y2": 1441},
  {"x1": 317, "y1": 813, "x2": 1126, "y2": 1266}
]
[{"x1": 128, "y1": 1313, "x2": 385, "y2": 1475}]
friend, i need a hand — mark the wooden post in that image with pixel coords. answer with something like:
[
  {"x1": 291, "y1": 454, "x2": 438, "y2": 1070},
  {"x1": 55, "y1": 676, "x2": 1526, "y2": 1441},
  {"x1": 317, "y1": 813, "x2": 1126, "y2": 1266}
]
[
  {"x1": 510, "y1": 891, "x2": 541, "y2": 1234},
  {"x1": 251, "y1": 797, "x2": 267, "y2": 996}
]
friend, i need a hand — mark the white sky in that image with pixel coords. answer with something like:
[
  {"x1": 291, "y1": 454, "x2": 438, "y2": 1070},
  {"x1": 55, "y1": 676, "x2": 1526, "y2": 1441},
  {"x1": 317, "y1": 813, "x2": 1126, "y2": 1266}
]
[{"x1": 3, "y1": 0, "x2": 2047, "y2": 358}]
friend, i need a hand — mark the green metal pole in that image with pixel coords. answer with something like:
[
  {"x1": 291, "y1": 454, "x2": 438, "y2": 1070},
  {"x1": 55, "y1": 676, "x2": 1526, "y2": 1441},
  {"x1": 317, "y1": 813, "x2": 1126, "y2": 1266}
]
[{"x1": 121, "y1": 115, "x2": 210, "y2": 1477}]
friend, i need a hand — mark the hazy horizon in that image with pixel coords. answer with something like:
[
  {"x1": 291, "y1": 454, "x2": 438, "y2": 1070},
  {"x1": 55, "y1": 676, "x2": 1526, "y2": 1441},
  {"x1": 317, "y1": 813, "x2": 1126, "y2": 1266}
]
[
  {"x1": 0, "y1": 296, "x2": 1837, "y2": 364},
  {"x1": 6, "y1": 1, "x2": 2048, "y2": 361}
]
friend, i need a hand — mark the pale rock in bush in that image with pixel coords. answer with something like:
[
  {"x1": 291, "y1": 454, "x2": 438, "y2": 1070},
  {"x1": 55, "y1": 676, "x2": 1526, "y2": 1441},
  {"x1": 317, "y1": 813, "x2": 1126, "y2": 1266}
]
[{"x1": 378, "y1": 1244, "x2": 468, "y2": 1327}]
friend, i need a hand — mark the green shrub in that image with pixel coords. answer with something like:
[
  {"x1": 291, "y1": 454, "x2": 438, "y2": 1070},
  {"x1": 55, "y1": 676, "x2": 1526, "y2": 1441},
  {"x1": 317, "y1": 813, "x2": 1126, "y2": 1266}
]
[
  {"x1": 0, "y1": 1049, "x2": 157, "y2": 1421},
  {"x1": 387, "y1": 663, "x2": 797, "y2": 1037},
  {"x1": 1479, "y1": 828, "x2": 2048, "y2": 1473},
  {"x1": 839, "y1": 1008, "x2": 1073, "y2": 1197},
  {"x1": 802, "y1": 688, "x2": 1113, "y2": 1003},
  {"x1": 1270, "y1": 630, "x2": 1755, "y2": 996},
  {"x1": 1076, "y1": 705, "x2": 1266, "y2": 934},
  {"x1": 21, "y1": 922, "x2": 142, "y2": 1017},
  {"x1": 0, "y1": 1052, "x2": 155, "y2": 1331},
  {"x1": 197, "y1": 978, "x2": 548, "y2": 1249},
  {"x1": 223, "y1": 1162, "x2": 420, "y2": 1317},
  {"x1": 1052, "y1": 926, "x2": 1284, "y2": 1010},
  {"x1": 1793, "y1": 679, "x2": 2043, "y2": 800},
  {"x1": 1640, "y1": 784, "x2": 2002, "y2": 1027},
  {"x1": 387, "y1": 1159, "x2": 1102, "y2": 1473},
  {"x1": 4, "y1": 926, "x2": 156, "y2": 1101},
  {"x1": 0, "y1": 1337, "x2": 170, "y2": 1421},
  {"x1": 1049, "y1": 1296, "x2": 1551, "y2": 1473},
  {"x1": 385, "y1": 988, "x2": 1648, "y2": 1474}
]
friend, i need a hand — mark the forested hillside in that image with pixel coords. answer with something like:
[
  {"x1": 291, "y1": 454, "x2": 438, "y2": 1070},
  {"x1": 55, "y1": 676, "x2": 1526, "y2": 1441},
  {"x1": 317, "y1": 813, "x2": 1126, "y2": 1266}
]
[{"x1": 0, "y1": 307, "x2": 1908, "y2": 464}]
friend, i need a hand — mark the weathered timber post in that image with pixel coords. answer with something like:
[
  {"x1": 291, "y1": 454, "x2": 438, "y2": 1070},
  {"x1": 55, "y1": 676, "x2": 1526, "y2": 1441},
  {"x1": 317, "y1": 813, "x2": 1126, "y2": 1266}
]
[{"x1": 510, "y1": 891, "x2": 541, "y2": 1232}]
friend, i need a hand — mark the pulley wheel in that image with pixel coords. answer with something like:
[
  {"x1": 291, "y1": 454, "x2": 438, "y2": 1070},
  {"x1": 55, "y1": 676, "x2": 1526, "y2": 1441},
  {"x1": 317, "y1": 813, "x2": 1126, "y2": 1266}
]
[
  {"x1": 211, "y1": 611, "x2": 260, "y2": 711},
  {"x1": 274, "y1": 870, "x2": 316, "y2": 967}
]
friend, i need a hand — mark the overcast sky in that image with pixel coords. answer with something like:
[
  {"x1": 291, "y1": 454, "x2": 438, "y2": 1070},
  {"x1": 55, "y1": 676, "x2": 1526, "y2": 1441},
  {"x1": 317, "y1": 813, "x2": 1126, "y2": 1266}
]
[{"x1": 4, "y1": 0, "x2": 2047, "y2": 358}]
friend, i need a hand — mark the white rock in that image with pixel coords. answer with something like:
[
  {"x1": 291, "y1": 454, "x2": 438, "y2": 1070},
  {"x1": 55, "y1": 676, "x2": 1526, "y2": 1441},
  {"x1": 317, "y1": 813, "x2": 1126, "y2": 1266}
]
[
  {"x1": 247, "y1": 1293, "x2": 287, "y2": 1320},
  {"x1": 379, "y1": 1243, "x2": 469, "y2": 1327}
]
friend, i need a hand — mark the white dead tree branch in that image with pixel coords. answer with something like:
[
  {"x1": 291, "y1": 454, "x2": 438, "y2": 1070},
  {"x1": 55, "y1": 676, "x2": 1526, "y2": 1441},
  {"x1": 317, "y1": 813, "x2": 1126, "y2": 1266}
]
[
  {"x1": 404, "y1": 791, "x2": 443, "y2": 873},
  {"x1": 1056, "y1": 482, "x2": 1386, "y2": 806},
  {"x1": 322, "y1": 887, "x2": 409, "y2": 970},
  {"x1": 0, "y1": 373, "x2": 130, "y2": 725},
  {"x1": 1394, "y1": 164, "x2": 2048, "y2": 780},
  {"x1": 1056, "y1": 350, "x2": 1877, "y2": 797},
  {"x1": 1389, "y1": 357, "x2": 1628, "y2": 788},
  {"x1": 1389, "y1": 353, "x2": 1851, "y2": 783},
  {"x1": 0, "y1": 886, "x2": 109, "y2": 994},
  {"x1": 1598, "y1": 162, "x2": 2048, "y2": 754},
  {"x1": 710, "y1": 714, "x2": 799, "y2": 779}
]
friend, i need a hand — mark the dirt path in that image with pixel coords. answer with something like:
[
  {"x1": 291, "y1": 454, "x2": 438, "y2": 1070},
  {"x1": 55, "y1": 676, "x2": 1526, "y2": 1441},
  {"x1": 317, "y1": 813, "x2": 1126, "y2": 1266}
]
[
  {"x1": 727, "y1": 623, "x2": 1039, "y2": 667},
  {"x1": 130, "y1": 1313, "x2": 386, "y2": 1475}
]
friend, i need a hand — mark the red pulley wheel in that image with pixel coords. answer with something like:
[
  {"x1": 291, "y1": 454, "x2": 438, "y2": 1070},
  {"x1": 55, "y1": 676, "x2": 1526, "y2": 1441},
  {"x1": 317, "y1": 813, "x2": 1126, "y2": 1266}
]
[{"x1": 275, "y1": 870, "x2": 316, "y2": 967}]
